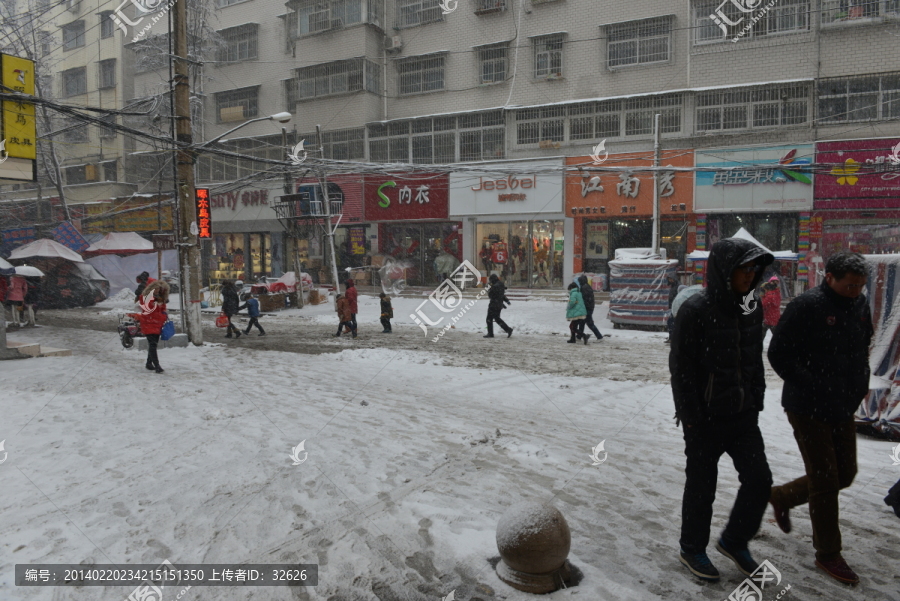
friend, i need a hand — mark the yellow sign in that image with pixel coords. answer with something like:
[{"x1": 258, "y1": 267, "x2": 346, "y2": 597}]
[
  {"x1": 82, "y1": 200, "x2": 174, "y2": 234},
  {"x1": 1, "y1": 53, "x2": 37, "y2": 160}
]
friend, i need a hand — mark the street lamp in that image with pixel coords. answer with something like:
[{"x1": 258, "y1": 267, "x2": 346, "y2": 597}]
[
  {"x1": 176, "y1": 111, "x2": 293, "y2": 346},
  {"x1": 198, "y1": 112, "x2": 292, "y2": 149}
]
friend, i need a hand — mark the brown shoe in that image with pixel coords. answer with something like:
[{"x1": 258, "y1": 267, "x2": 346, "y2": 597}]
[
  {"x1": 771, "y1": 500, "x2": 791, "y2": 533},
  {"x1": 815, "y1": 557, "x2": 859, "y2": 585}
]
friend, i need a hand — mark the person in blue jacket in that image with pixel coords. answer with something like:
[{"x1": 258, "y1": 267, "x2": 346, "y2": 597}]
[{"x1": 239, "y1": 293, "x2": 266, "y2": 336}]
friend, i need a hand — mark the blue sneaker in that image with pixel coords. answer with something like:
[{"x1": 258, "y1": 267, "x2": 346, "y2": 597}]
[
  {"x1": 679, "y1": 549, "x2": 720, "y2": 581},
  {"x1": 715, "y1": 538, "x2": 758, "y2": 577}
]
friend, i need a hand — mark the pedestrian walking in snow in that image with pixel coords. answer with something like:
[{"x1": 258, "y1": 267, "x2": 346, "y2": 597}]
[
  {"x1": 664, "y1": 275, "x2": 681, "y2": 343},
  {"x1": 768, "y1": 251, "x2": 873, "y2": 586},
  {"x1": 484, "y1": 274, "x2": 512, "y2": 338},
  {"x1": 566, "y1": 282, "x2": 588, "y2": 344},
  {"x1": 0, "y1": 274, "x2": 8, "y2": 323},
  {"x1": 379, "y1": 292, "x2": 393, "y2": 333},
  {"x1": 137, "y1": 280, "x2": 169, "y2": 374},
  {"x1": 239, "y1": 293, "x2": 265, "y2": 336},
  {"x1": 23, "y1": 276, "x2": 41, "y2": 326},
  {"x1": 886, "y1": 479, "x2": 900, "y2": 519},
  {"x1": 578, "y1": 275, "x2": 604, "y2": 341},
  {"x1": 669, "y1": 237, "x2": 775, "y2": 583},
  {"x1": 221, "y1": 280, "x2": 241, "y2": 338},
  {"x1": 6, "y1": 274, "x2": 27, "y2": 327},
  {"x1": 344, "y1": 279, "x2": 359, "y2": 334},
  {"x1": 334, "y1": 293, "x2": 356, "y2": 338},
  {"x1": 761, "y1": 277, "x2": 781, "y2": 335}
]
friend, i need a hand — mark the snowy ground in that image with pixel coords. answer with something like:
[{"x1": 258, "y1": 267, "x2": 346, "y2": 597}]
[{"x1": 2, "y1": 293, "x2": 899, "y2": 601}]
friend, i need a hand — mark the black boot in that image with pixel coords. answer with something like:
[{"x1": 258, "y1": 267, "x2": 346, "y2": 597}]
[
  {"x1": 567, "y1": 336, "x2": 577, "y2": 343},
  {"x1": 154, "y1": 363, "x2": 164, "y2": 374},
  {"x1": 583, "y1": 333, "x2": 591, "y2": 345}
]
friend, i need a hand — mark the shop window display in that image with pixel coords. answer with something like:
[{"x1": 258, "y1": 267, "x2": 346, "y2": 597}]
[
  {"x1": 381, "y1": 223, "x2": 461, "y2": 286},
  {"x1": 210, "y1": 234, "x2": 246, "y2": 282},
  {"x1": 249, "y1": 234, "x2": 272, "y2": 281},
  {"x1": 476, "y1": 221, "x2": 564, "y2": 288}
]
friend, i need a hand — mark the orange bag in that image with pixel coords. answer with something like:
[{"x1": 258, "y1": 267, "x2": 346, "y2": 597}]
[{"x1": 215, "y1": 312, "x2": 229, "y2": 328}]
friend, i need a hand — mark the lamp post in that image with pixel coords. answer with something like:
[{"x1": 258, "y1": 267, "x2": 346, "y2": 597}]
[{"x1": 197, "y1": 112, "x2": 292, "y2": 149}]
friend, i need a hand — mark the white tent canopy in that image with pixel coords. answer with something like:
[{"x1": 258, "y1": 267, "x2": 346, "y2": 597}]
[
  {"x1": 8, "y1": 238, "x2": 84, "y2": 263},
  {"x1": 686, "y1": 227, "x2": 799, "y2": 262},
  {"x1": 84, "y1": 232, "x2": 154, "y2": 256}
]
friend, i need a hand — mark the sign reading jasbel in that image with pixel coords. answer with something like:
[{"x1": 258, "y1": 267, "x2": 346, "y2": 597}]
[{"x1": 449, "y1": 159, "x2": 563, "y2": 216}]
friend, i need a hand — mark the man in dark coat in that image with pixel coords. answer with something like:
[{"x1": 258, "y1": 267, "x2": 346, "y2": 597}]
[
  {"x1": 670, "y1": 237, "x2": 774, "y2": 582},
  {"x1": 768, "y1": 251, "x2": 873, "y2": 586},
  {"x1": 484, "y1": 274, "x2": 512, "y2": 338},
  {"x1": 578, "y1": 275, "x2": 603, "y2": 341},
  {"x1": 221, "y1": 280, "x2": 241, "y2": 338}
]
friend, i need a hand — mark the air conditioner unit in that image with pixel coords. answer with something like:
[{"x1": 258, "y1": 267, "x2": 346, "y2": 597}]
[
  {"x1": 219, "y1": 106, "x2": 245, "y2": 122},
  {"x1": 390, "y1": 35, "x2": 402, "y2": 49},
  {"x1": 309, "y1": 10, "x2": 331, "y2": 32}
]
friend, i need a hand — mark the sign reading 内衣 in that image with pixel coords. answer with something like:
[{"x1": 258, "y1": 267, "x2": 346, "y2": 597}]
[{"x1": 1, "y1": 53, "x2": 37, "y2": 160}]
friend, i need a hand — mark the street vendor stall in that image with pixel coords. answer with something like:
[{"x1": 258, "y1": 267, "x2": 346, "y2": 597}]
[
  {"x1": 608, "y1": 249, "x2": 678, "y2": 330},
  {"x1": 7, "y1": 239, "x2": 108, "y2": 308}
]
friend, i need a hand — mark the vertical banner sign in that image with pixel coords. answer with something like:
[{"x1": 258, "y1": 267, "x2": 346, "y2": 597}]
[
  {"x1": 195, "y1": 188, "x2": 212, "y2": 239},
  {"x1": 0, "y1": 53, "x2": 37, "y2": 160}
]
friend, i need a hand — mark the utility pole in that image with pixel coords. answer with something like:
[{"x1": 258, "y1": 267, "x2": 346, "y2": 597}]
[
  {"x1": 283, "y1": 127, "x2": 303, "y2": 308},
  {"x1": 651, "y1": 113, "x2": 661, "y2": 256},
  {"x1": 316, "y1": 125, "x2": 341, "y2": 306},
  {"x1": 173, "y1": 0, "x2": 203, "y2": 345}
]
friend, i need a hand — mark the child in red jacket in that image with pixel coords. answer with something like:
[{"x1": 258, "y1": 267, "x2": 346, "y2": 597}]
[
  {"x1": 761, "y1": 277, "x2": 781, "y2": 335},
  {"x1": 138, "y1": 280, "x2": 169, "y2": 373}
]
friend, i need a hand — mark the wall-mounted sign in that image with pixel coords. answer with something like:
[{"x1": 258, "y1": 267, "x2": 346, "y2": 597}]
[
  {"x1": 0, "y1": 53, "x2": 36, "y2": 160},
  {"x1": 695, "y1": 145, "x2": 813, "y2": 212},
  {"x1": 565, "y1": 150, "x2": 694, "y2": 218},
  {"x1": 584, "y1": 222, "x2": 609, "y2": 260},
  {"x1": 815, "y1": 138, "x2": 900, "y2": 209},
  {"x1": 363, "y1": 173, "x2": 449, "y2": 221},
  {"x1": 449, "y1": 159, "x2": 563, "y2": 216},
  {"x1": 153, "y1": 234, "x2": 176, "y2": 250},
  {"x1": 196, "y1": 188, "x2": 212, "y2": 239}
]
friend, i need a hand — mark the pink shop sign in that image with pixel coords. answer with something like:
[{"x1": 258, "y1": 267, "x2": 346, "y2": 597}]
[{"x1": 815, "y1": 139, "x2": 900, "y2": 209}]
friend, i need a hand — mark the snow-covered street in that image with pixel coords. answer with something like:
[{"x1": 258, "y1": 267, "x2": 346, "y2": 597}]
[{"x1": 1, "y1": 295, "x2": 899, "y2": 601}]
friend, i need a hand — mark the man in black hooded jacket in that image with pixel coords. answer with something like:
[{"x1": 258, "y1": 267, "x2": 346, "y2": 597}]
[
  {"x1": 578, "y1": 275, "x2": 603, "y2": 341},
  {"x1": 767, "y1": 251, "x2": 872, "y2": 585},
  {"x1": 484, "y1": 274, "x2": 512, "y2": 338},
  {"x1": 670, "y1": 237, "x2": 774, "y2": 582}
]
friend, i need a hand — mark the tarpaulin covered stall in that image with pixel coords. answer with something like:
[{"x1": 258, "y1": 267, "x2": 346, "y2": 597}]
[
  {"x1": 608, "y1": 250, "x2": 678, "y2": 329},
  {"x1": 856, "y1": 254, "x2": 900, "y2": 439}
]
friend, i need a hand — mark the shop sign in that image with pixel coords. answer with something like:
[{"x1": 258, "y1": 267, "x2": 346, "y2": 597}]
[
  {"x1": 153, "y1": 234, "x2": 176, "y2": 250},
  {"x1": 449, "y1": 160, "x2": 563, "y2": 216},
  {"x1": 815, "y1": 139, "x2": 900, "y2": 209},
  {"x1": 363, "y1": 173, "x2": 448, "y2": 221},
  {"x1": 210, "y1": 189, "x2": 269, "y2": 211},
  {"x1": 1, "y1": 53, "x2": 37, "y2": 160},
  {"x1": 565, "y1": 150, "x2": 694, "y2": 218},
  {"x1": 81, "y1": 199, "x2": 174, "y2": 234},
  {"x1": 695, "y1": 145, "x2": 813, "y2": 212},
  {"x1": 196, "y1": 188, "x2": 212, "y2": 239},
  {"x1": 348, "y1": 226, "x2": 366, "y2": 255}
]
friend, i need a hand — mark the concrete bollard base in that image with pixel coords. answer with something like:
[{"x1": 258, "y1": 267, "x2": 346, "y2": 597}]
[{"x1": 135, "y1": 333, "x2": 189, "y2": 350}]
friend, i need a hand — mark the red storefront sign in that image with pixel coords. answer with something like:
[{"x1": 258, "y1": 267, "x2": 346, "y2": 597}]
[
  {"x1": 815, "y1": 139, "x2": 900, "y2": 209},
  {"x1": 363, "y1": 173, "x2": 449, "y2": 221},
  {"x1": 195, "y1": 188, "x2": 212, "y2": 239}
]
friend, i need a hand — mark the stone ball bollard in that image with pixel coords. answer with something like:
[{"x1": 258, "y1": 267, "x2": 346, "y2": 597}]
[{"x1": 495, "y1": 501, "x2": 573, "y2": 593}]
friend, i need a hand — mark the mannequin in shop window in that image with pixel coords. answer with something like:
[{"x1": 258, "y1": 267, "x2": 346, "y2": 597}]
[
  {"x1": 480, "y1": 242, "x2": 494, "y2": 275},
  {"x1": 534, "y1": 240, "x2": 550, "y2": 285}
]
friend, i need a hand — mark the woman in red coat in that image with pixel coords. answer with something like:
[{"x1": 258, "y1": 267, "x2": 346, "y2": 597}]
[
  {"x1": 138, "y1": 280, "x2": 169, "y2": 373},
  {"x1": 761, "y1": 276, "x2": 782, "y2": 335}
]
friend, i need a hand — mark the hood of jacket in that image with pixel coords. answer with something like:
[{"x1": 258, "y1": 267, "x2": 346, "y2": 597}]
[{"x1": 707, "y1": 237, "x2": 774, "y2": 312}]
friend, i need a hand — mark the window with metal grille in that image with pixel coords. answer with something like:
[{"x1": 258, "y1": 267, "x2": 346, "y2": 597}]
[
  {"x1": 64, "y1": 165, "x2": 87, "y2": 184},
  {"x1": 478, "y1": 44, "x2": 507, "y2": 85},
  {"x1": 398, "y1": 54, "x2": 445, "y2": 95},
  {"x1": 821, "y1": 0, "x2": 897, "y2": 24},
  {"x1": 215, "y1": 86, "x2": 259, "y2": 122},
  {"x1": 99, "y1": 59, "x2": 116, "y2": 89},
  {"x1": 100, "y1": 11, "x2": 114, "y2": 38},
  {"x1": 818, "y1": 75, "x2": 900, "y2": 122},
  {"x1": 216, "y1": 0, "x2": 246, "y2": 7},
  {"x1": 515, "y1": 106, "x2": 564, "y2": 145},
  {"x1": 62, "y1": 67, "x2": 86, "y2": 97},
  {"x1": 294, "y1": 0, "x2": 365, "y2": 36},
  {"x1": 693, "y1": 0, "x2": 809, "y2": 44},
  {"x1": 217, "y1": 24, "x2": 258, "y2": 62},
  {"x1": 98, "y1": 113, "x2": 117, "y2": 139},
  {"x1": 62, "y1": 20, "x2": 85, "y2": 50},
  {"x1": 368, "y1": 121, "x2": 410, "y2": 162},
  {"x1": 459, "y1": 111, "x2": 504, "y2": 161},
  {"x1": 101, "y1": 160, "x2": 118, "y2": 181},
  {"x1": 296, "y1": 58, "x2": 381, "y2": 99},
  {"x1": 696, "y1": 85, "x2": 809, "y2": 131},
  {"x1": 624, "y1": 95, "x2": 681, "y2": 135},
  {"x1": 532, "y1": 33, "x2": 564, "y2": 79},
  {"x1": 569, "y1": 101, "x2": 622, "y2": 140},
  {"x1": 62, "y1": 118, "x2": 88, "y2": 142},
  {"x1": 131, "y1": 39, "x2": 169, "y2": 73},
  {"x1": 475, "y1": 0, "x2": 505, "y2": 15},
  {"x1": 607, "y1": 17, "x2": 671, "y2": 68},
  {"x1": 38, "y1": 31, "x2": 54, "y2": 57},
  {"x1": 323, "y1": 128, "x2": 366, "y2": 159},
  {"x1": 396, "y1": 0, "x2": 442, "y2": 28},
  {"x1": 411, "y1": 117, "x2": 456, "y2": 164}
]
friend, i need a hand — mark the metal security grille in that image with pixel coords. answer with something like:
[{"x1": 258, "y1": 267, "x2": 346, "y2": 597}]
[
  {"x1": 296, "y1": 58, "x2": 381, "y2": 99},
  {"x1": 694, "y1": 0, "x2": 809, "y2": 43},
  {"x1": 98, "y1": 113, "x2": 117, "y2": 140},
  {"x1": 215, "y1": 87, "x2": 260, "y2": 122},
  {"x1": 533, "y1": 34, "x2": 564, "y2": 79},
  {"x1": 217, "y1": 24, "x2": 258, "y2": 63},
  {"x1": 398, "y1": 54, "x2": 445, "y2": 95},
  {"x1": 478, "y1": 44, "x2": 508, "y2": 84},
  {"x1": 62, "y1": 20, "x2": 84, "y2": 50},
  {"x1": 323, "y1": 128, "x2": 366, "y2": 160},
  {"x1": 696, "y1": 85, "x2": 809, "y2": 131},
  {"x1": 607, "y1": 17, "x2": 670, "y2": 68},
  {"x1": 62, "y1": 67, "x2": 86, "y2": 97},
  {"x1": 821, "y1": 0, "x2": 895, "y2": 23},
  {"x1": 818, "y1": 75, "x2": 900, "y2": 122},
  {"x1": 569, "y1": 101, "x2": 622, "y2": 140},
  {"x1": 396, "y1": 0, "x2": 442, "y2": 28},
  {"x1": 282, "y1": 78, "x2": 299, "y2": 112}
]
